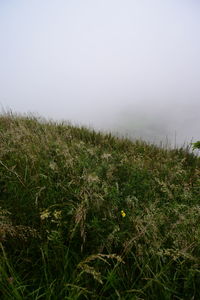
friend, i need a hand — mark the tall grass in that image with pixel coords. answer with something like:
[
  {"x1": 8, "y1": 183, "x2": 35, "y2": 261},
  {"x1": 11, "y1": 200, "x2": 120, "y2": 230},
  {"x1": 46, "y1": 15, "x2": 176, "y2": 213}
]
[{"x1": 0, "y1": 113, "x2": 200, "y2": 299}]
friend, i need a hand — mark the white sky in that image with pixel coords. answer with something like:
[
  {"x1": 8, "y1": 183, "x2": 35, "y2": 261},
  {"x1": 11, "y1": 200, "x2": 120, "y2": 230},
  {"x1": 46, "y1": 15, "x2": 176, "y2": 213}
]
[{"x1": 0, "y1": 0, "x2": 200, "y2": 145}]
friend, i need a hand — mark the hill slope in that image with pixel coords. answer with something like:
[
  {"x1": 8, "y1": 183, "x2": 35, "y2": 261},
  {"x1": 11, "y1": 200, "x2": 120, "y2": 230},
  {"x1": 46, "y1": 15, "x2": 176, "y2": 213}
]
[{"x1": 0, "y1": 114, "x2": 200, "y2": 299}]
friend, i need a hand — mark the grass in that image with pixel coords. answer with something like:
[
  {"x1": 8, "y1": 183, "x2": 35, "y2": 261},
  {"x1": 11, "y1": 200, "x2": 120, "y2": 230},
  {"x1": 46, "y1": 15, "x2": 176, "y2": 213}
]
[{"x1": 0, "y1": 112, "x2": 200, "y2": 299}]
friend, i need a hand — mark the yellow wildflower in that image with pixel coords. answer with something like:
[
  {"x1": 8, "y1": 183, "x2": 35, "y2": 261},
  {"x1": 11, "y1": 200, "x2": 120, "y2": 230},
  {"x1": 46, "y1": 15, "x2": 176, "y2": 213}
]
[
  {"x1": 40, "y1": 209, "x2": 50, "y2": 220},
  {"x1": 121, "y1": 210, "x2": 126, "y2": 217}
]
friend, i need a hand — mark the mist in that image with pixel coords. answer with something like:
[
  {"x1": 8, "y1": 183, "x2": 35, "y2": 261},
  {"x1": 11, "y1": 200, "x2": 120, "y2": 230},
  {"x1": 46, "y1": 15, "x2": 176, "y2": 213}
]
[{"x1": 0, "y1": 0, "x2": 200, "y2": 147}]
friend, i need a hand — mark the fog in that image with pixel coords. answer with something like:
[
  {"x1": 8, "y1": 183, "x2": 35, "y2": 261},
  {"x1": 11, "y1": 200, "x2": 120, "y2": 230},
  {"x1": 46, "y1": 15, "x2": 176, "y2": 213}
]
[{"x1": 0, "y1": 0, "x2": 200, "y2": 147}]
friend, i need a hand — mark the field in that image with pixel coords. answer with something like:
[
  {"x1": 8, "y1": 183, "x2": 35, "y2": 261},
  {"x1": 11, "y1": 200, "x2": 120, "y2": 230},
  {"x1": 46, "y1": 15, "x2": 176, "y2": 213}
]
[{"x1": 0, "y1": 113, "x2": 200, "y2": 299}]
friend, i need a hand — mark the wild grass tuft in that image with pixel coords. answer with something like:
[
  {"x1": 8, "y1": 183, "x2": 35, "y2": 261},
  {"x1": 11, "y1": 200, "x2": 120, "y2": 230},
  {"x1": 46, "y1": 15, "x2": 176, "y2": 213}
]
[{"x1": 0, "y1": 112, "x2": 200, "y2": 299}]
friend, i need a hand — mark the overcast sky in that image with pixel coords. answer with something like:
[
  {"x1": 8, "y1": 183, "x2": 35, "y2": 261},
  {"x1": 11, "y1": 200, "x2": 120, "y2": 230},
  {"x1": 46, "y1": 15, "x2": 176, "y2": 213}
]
[{"x1": 0, "y1": 0, "x2": 200, "y2": 146}]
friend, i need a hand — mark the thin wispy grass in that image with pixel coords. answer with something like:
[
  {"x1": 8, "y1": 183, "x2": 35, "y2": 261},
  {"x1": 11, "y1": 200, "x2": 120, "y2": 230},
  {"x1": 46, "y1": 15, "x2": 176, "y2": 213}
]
[{"x1": 0, "y1": 112, "x2": 199, "y2": 299}]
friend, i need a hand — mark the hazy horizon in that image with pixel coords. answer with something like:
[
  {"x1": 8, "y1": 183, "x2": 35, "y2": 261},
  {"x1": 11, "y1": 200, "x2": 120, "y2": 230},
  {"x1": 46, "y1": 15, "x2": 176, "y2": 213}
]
[{"x1": 0, "y1": 0, "x2": 200, "y2": 146}]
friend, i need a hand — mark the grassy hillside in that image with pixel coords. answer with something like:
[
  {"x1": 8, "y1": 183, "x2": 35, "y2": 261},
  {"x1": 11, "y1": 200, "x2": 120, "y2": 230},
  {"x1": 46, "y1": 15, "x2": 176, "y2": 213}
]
[{"x1": 0, "y1": 113, "x2": 200, "y2": 299}]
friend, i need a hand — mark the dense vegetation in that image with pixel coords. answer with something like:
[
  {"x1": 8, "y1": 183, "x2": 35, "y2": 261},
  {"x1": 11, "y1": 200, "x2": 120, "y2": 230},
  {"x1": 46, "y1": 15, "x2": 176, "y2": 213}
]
[{"x1": 0, "y1": 113, "x2": 200, "y2": 299}]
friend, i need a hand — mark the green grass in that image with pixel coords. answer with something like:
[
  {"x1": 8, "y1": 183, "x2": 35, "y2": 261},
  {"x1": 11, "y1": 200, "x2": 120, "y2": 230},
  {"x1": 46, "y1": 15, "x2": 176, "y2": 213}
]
[{"x1": 0, "y1": 112, "x2": 200, "y2": 299}]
